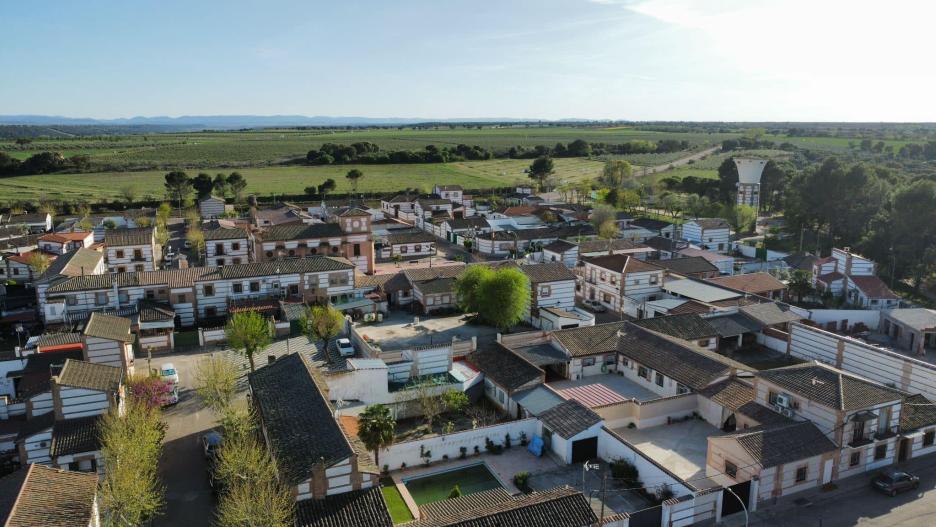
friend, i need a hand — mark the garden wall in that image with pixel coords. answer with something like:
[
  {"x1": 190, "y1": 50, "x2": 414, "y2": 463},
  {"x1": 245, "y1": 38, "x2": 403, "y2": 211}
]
[
  {"x1": 804, "y1": 309, "x2": 881, "y2": 331},
  {"x1": 382, "y1": 418, "x2": 538, "y2": 471},
  {"x1": 597, "y1": 427, "x2": 694, "y2": 497},
  {"x1": 198, "y1": 327, "x2": 226, "y2": 346}
]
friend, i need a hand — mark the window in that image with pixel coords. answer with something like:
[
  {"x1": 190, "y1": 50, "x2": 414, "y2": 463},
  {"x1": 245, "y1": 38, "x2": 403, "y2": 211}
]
[
  {"x1": 116, "y1": 250, "x2": 125, "y2": 259},
  {"x1": 725, "y1": 461, "x2": 738, "y2": 479},
  {"x1": 874, "y1": 444, "x2": 887, "y2": 461},
  {"x1": 95, "y1": 292, "x2": 108, "y2": 305},
  {"x1": 288, "y1": 249, "x2": 295, "y2": 257},
  {"x1": 233, "y1": 258, "x2": 241, "y2": 264},
  {"x1": 205, "y1": 306, "x2": 217, "y2": 317},
  {"x1": 12, "y1": 268, "x2": 18, "y2": 276},
  {"x1": 329, "y1": 273, "x2": 349, "y2": 286},
  {"x1": 795, "y1": 466, "x2": 808, "y2": 482},
  {"x1": 232, "y1": 242, "x2": 240, "y2": 251},
  {"x1": 582, "y1": 357, "x2": 596, "y2": 367},
  {"x1": 621, "y1": 358, "x2": 630, "y2": 368},
  {"x1": 650, "y1": 274, "x2": 659, "y2": 285},
  {"x1": 852, "y1": 424, "x2": 865, "y2": 444},
  {"x1": 118, "y1": 291, "x2": 129, "y2": 304},
  {"x1": 117, "y1": 266, "x2": 126, "y2": 273},
  {"x1": 289, "y1": 284, "x2": 299, "y2": 296},
  {"x1": 204, "y1": 285, "x2": 214, "y2": 297},
  {"x1": 539, "y1": 285, "x2": 551, "y2": 297},
  {"x1": 655, "y1": 372, "x2": 664, "y2": 387},
  {"x1": 215, "y1": 243, "x2": 224, "y2": 255},
  {"x1": 768, "y1": 391, "x2": 779, "y2": 405},
  {"x1": 66, "y1": 295, "x2": 78, "y2": 306},
  {"x1": 924, "y1": 430, "x2": 935, "y2": 447},
  {"x1": 134, "y1": 264, "x2": 144, "y2": 272},
  {"x1": 427, "y1": 296, "x2": 435, "y2": 305},
  {"x1": 676, "y1": 384, "x2": 689, "y2": 395},
  {"x1": 266, "y1": 251, "x2": 273, "y2": 258},
  {"x1": 699, "y1": 339, "x2": 710, "y2": 347},
  {"x1": 354, "y1": 243, "x2": 361, "y2": 256},
  {"x1": 638, "y1": 366, "x2": 649, "y2": 380},
  {"x1": 146, "y1": 289, "x2": 155, "y2": 300},
  {"x1": 233, "y1": 283, "x2": 243, "y2": 294},
  {"x1": 603, "y1": 354, "x2": 615, "y2": 365},
  {"x1": 250, "y1": 281, "x2": 260, "y2": 292},
  {"x1": 216, "y1": 259, "x2": 224, "y2": 266},
  {"x1": 850, "y1": 451, "x2": 861, "y2": 467},
  {"x1": 133, "y1": 249, "x2": 143, "y2": 260},
  {"x1": 602, "y1": 293, "x2": 612, "y2": 303},
  {"x1": 177, "y1": 294, "x2": 186, "y2": 304},
  {"x1": 401, "y1": 245, "x2": 408, "y2": 254}
]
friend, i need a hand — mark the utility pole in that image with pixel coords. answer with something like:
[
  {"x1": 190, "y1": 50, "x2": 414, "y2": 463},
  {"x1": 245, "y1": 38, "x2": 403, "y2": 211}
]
[{"x1": 598, "y1": 470, "x2": 607, "y2": 526}]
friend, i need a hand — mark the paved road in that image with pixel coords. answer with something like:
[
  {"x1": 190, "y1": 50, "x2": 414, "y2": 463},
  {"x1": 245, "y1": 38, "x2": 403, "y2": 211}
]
[{"x1": 719, "y1": 456, "x2": 936, "y2": 527}]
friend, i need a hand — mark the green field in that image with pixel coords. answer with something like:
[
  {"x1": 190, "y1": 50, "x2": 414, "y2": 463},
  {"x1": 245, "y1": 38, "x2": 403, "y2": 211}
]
[
  {"x1": 765, "y1": 134, "x2": 915, "y2": 153},
  {"x1": 0, "y1": 157, "x2": 606, "y2": 202},
  {"x1": 0, "y1": 126, "x2": 733, "y2": 170}
]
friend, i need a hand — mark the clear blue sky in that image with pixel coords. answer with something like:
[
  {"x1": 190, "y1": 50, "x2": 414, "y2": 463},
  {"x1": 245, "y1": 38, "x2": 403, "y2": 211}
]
[{"x1": 3, "y1": 0, "x2": 933, "y2": 121}]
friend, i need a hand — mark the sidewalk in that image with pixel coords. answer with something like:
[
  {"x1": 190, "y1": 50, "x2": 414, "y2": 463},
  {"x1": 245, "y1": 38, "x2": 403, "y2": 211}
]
[{"x1": 717, "y1": 455, "x2": 936, "y2": 526}]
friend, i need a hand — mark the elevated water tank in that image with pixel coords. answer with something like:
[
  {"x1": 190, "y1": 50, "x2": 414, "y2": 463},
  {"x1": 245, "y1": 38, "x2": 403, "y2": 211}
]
[{"x1": 734, "y1": 158, "x2": 767, "y2": 185}]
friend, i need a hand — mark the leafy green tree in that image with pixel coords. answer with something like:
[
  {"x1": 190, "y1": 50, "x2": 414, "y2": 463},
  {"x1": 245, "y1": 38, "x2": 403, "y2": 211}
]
[
  {"x1": 357, "y1": 404, "x2": 396, "y2": 468},
  {"x1": 225, "y1": 311, "x2": 272, "y2": 372},
  {"x1": 226, "y1": 172, "x2": 247, "y2": 202},
  {"x1": 193, "y1": 354, "x2": 239, "y2": 414},
  {"x1": 789, "y1": 270, "x2": 813, "y2": 303},
  {"x1": 590, "y1": 204, "x2": 617, "y2": 230},
  {"x1": 318, "y1": 178, "x2": 337, "y2": 199},
  {"x1": 164, "y1": 170, "x2": 192, "y2": 212},
  {"x1": 599, "y1": 159, "x2": 633, "y2": 189},
  {"x1": 448, "y1": 485, "x2": 463, "y2": 499},
  {"x1": 526, "y1": 156, "x2": 554, "y2": 189},
  {"x1": 25, "y1": 251, "x2": 51, "y2": 277},
  {"x1": 567, "y1": 139, "x2": 592, "y2": 157},
  {"x1": 442, "y1": 389, "x2": 469, "y2": 413},
  {"x1": 216, "y1": 477, "x2": 294, "y2": 527},
  {"x1": 119, "y1": 185, "x2": 137, "y2": 207},
  {"x1": 345, "y1": 169, "x2": 364, "y2": 193},
  {"x1": 716, "y1": 157, "x2": 739, "y2": 203},
  {"x1": 454, "y1": 265, "x2": 493, "y2": 314},
  {"x1": 598, "y1": 220, "x2": 620, "y2": 255},
  {"x1": 192, "y1": 172, "x2": 215, "y2": 198},
  {"x1": 863, "y1": 179, "x2": 936, "y2": 286},
  {"x1": 477, "y1": 267, "x2": 530, "y2": 330},
  {"x1": 300, "y1": 304, "x2": 345, "y2": 352}
]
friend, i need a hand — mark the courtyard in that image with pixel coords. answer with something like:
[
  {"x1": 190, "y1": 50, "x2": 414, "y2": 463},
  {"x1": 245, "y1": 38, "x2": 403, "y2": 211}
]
[
  {"x1": 355, "y1": 311, "x2": 500, "y2": 350},
  {"x1": 613, "y1": 418, "x2": 721, "y2": 490}
]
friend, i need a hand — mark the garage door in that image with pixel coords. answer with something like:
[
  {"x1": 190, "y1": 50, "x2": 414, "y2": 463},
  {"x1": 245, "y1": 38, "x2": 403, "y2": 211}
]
[{"x1": 570, "y1": 437, "x2": 598, "y2": 463}]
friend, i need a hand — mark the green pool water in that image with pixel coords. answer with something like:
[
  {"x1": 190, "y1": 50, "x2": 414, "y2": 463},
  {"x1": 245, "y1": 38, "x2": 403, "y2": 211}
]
[{"x1": 404, "y1": 463, "x2": 503, "y2": 505}]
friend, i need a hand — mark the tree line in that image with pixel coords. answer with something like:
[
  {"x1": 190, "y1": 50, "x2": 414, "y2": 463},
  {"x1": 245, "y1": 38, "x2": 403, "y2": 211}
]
[
  {"x1": 305, "y1": 138, "x2": 691, "y2": 166},
  {"x1": 0, "y1": 151, "x2": 92, "y2": 176}
]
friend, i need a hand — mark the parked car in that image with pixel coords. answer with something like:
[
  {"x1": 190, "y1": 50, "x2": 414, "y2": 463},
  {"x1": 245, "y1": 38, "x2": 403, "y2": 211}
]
[
  {"x1": 872, "y1": 468, "x2": 919, "y2": 496},
  {"x1": 164, "y1": 248, "x2": 176, "y2": 260},
  {"x1": 159, "y1": 363, "x2": 180, "y2": 385},
  {"x1": 336, "y1": 338, "x2": 355, "y2": 357},
  {"x1": 583, "y1": 300, "x2": 607, "y2": 313},
  {"x1": 201, "y1": 431, "x2": 223, "y2": 460}
]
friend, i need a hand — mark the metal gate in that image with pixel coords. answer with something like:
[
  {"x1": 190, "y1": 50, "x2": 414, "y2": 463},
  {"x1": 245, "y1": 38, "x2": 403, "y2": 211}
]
[
  {"x1": 628, "y1": 504, "x2": 662, "y2": 527},
  {"x1": 721, "y1": 480, "x2": 751, "y2": 517}
]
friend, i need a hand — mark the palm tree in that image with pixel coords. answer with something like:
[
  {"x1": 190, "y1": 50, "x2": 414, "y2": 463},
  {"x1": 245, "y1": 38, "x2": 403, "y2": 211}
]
[
  {"x1": 345, "y1": 169, "x2": 364, "y2": 194},
  {"x1": 357, "y1": 404, "x2": 395, "y2": 468},
  {"x1": 789, "y1": 269, "x2": 814, "y2": 303}
]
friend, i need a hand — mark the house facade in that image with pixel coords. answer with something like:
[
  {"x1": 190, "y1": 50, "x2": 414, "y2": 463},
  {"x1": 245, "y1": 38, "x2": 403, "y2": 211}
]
[
  {"x1": 105, "y1": 227, "x2": 160, "y2": 273},
  {"x1": 682, "y1": 219, "x2": 731, "y2": 253},
  {"x1": 577, "y1": 254, "x2": 664, "y2": 317},
  {"x1": 204, "y1": 226, "x2": 252, "y2": 266},
  {"x1": 38, "y1": 231, "x2": 94, "y2": 254},
  {"x1": 254, "y1": 210, "x2": 374, "y2": 274}
]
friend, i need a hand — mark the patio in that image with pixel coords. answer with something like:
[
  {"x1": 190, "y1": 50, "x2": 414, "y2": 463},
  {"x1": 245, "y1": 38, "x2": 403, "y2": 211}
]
[
  {"x1": 548, "y1": 373, "x2": 659, "y2": 406},
  {"x1": 355, "y1": 311, "x2": 499, "y2": 350},
  {"x1": 612, "y1": 418, "x2": 721, "y2": 490}
]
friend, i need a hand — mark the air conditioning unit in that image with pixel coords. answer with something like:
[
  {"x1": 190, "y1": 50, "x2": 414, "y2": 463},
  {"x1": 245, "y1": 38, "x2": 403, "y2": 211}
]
[
  {"x1": 781, "y1": 408, "x2": 794, "y2": 418},
  {"x1": 775, "y1": 394, "x2": 792, "y2": 408}
]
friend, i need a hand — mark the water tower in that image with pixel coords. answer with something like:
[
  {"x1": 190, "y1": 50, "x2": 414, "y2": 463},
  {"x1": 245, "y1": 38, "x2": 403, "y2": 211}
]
[{"x1": 734, "y1": 158, "x2": 767, "y2": 211}]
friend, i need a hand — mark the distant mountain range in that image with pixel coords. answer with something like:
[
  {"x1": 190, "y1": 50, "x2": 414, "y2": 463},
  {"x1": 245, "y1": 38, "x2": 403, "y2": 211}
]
[{"x1": 0, "y1": 114, "x2": 589, "y2": 130}]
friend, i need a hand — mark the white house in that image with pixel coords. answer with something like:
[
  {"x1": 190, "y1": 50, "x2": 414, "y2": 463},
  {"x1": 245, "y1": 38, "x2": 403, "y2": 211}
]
[
  {"x1": 519, "y1": 262, "x2": 581, "y2": 329},
  {"x1": 199, "y1": 196, "x2": 228, "y2": 219},
  {"x1": 577, "y1": 254, "x2": 664, "y2": 317},
  {"x1": 537, "y1": 400, "x2": 603, "y2": 463},
  {"x1": 433, "y1": 184, "x2": 464, "y2": 204},
  {"x1": 682, "y1": 218, "x2": 732, "y2": 253},
  {"x1": 379, "y1": 230, "x2": 436, "y2": 260},
  {"x1": 204, "y1": 225, "x2": 252, "y2": 267},
  {"x1": 37, "y1": 231, "x2": 94, "y2": 254},
  {"x1": 105, "y1": 227, "x2": 160, "y2": 273}
]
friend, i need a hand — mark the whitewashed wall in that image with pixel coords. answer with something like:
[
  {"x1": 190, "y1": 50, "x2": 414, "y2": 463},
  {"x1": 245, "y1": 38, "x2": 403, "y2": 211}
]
[
  {"x1": 805, "y1": 309, "x2": 882, "y2": 331},
  {"x1": 598, "y1": 427, "x2": 694, "y2": 497}
]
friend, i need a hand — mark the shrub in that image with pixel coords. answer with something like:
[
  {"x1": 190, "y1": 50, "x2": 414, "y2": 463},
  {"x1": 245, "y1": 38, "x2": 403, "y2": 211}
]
[
  {"x1": 520, "y1": 432, "x2": 528, "y2": 446},
  {"x1": 656, "y1": 484, "x2": 674, "y2": 502},
  {"x1": 382, "y1": 464, "x2": 388, "y2": 475},
  {"x1": 610, "y1": 458, "x2": 640, "y2": 487},
  {"x1": 448, "y1": 485, "x2": 462, "y2": 499},
  {"x1": 513, "y1": 471, "x2": 531, "y2": 492},
  {"x1": 442, "y1": 454, "x2": 449, "y2": 461},
  {"x1": 504, "y1": 434, "x2": 512, "y2": 449},
  {"x1": 473, "y1": 445, "x2": 480, "y2": 455},
  {"x1": 459, "y1": 446, "x2": 467, "y2": 459}
]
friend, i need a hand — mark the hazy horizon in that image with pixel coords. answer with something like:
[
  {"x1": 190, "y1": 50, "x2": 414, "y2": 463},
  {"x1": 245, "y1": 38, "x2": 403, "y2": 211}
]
[{"x1": 4, "y1": 0, "x2": 934, "y2": 122}]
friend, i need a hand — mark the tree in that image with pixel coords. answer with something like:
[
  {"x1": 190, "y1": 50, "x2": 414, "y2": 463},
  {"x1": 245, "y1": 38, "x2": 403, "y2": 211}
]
[
  {"x1": 164, "y1": 170, "x2": 192, "y2": 212},
  {"x1": 193, "y1": 355, "x2": 239, "y2": 414},
  {"x1": 318, "y1": 178, "x2": 337, "y2": 199},
  {"x1": 98, "y1": 400, "x2": 165, "y2": 526},
  {"x1": 448, "y1": 485, "x2": 463, "y2": 499},
  {"x1": 599, "y1": 159, "x2": 633, "y2": 189},
  {"x1": 477, "y1": 267, "x2": 530, "y2": 331},
  {"x1": 442, "y1": 389, "x2": 469, "y2": 413},
  {"x1": 300, "y1": 304, "x2": 345, "y2": 352},
  {"x1": 345, "y1": 169, "x2": 364, "y2": 193},
  {"x1": 119, "y1": 185, "x2": 137, "y2": 208},
  {"x1": 186, "y1": 227, "x2": 205, "y2": 262},
  {"x1": 716, "y1": 157, "x2": 739, "y2": 203},
  {"x1": 863, "y1": 179, "x2": 936, "y2": 286},
  {"x1": 526, "y1": 156, "x2": 554, "y2": 189},
  {"x1": 212, "y1": 173, "x2": 229, "y2": 197},
  {"x1": 590, "y1": 204, "x2": 617, "y2": 230},
  {"x1": 226, "y1": 172, "x2": 247, "y2": 202},
  {"x1": 25, "y1": 252, "x2": 51, "y2": 276},
  {"x1": 567, "y1": 139, "x2": 592, "y2": 157},
  {"x1": 216, "y1": 477, "x2": 294, "y2": 527},
  {"x1": 156, "y1": 202, "x2": 172, "y2": 225},
  {"x1": 454, "y1": 265, "x2": 493, "y2": 314},
  {"x1": 357, "y1": 404, "x2": 396, "y2": 468},
  {"x1": 225, "y1": 311, "x2": 272, "y2": 372},
  {"x1": 126, "y1": 374, "x2": 175, "y2": 409},
  {"x1": 192, "y1": 172, "x2": 215, "y2": 198},
  {"x1": 598, "y1": 220, "x2": 620, "y2": 255},
  {"x1": 789, "y1": 270, "x2": 813, "y2": 303},
  {"x1": 412, "y1": 380, "x2": 446, "y2": 429}
]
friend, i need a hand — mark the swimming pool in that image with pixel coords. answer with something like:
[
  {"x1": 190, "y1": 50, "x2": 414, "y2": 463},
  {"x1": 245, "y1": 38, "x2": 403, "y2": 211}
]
[{"x1": 403, "y1": 463, "x2": 503, "y2": 505}]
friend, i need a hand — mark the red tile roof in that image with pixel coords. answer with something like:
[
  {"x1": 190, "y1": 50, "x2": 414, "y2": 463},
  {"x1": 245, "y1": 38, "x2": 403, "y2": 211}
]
[
  {"x1": 707, "y1": 272, "x2": 787, "y2": 294},
  {"x1": 849, "y1": 275, "x2": 898, "y2": 300},
  {"x1": 39, "y1": 232, "x2": 92, "y2": 243}
]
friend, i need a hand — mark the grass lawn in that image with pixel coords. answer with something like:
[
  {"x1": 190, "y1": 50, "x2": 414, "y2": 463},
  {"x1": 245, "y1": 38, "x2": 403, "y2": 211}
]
[
  {"x1": 380, "y1": 484, "x2": 415, "y2": 524},
  {"x1": 0, "y1": 157, "x2": 605, "y2": 203}
]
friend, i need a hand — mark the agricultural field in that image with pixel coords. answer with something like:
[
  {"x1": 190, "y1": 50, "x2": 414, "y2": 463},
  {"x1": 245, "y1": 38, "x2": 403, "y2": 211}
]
[
  {"x1": 764, "y1": 134, "x2": 914, "y2": 153},
  {"x1": 0, "y1": 157, "x2": 606, "y2": 203},
  {"x1": 0, "y1": 126, "x2": 734, "y2": 170}
]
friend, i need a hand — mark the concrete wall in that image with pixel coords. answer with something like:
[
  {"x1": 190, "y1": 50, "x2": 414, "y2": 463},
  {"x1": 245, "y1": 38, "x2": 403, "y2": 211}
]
[
  {"x1": 598, "y1": 427, "x2": 694, "y2": 497},
  {"x1": 382, "y1": 419, "x2": 538, "y2": 471},
  {"x1": 805, "y1": 309, "x2": 882, "y2": 331}
]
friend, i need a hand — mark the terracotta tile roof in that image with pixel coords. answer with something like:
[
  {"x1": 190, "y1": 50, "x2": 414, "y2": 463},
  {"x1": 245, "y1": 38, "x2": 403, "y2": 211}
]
[
  {"x1": 648, "y1": 256, "x2": 718, "y2": 276},
  {"x1": 138, "y1": 301, "x2": 175, "y2": 322},
  {"x1": 50, "y1": 415, "x2": 102, "y2": 457},
  {"x1": 584, "y1": 254, "x2": 660, "y2": 274},
  {"x1": 202, "y1": 226, "x2": 249, "y2": 241},
  {"x1": 816, "y1": 271, "x2": 844, "y2": 284},
  {"x1": 248, "y1": 353, "x2": 353, "y2": 485},
  {"x1": 414, "y1": 277, "x2": 457, "y2": 295},
  {"x1": 689, "y1": 218, "x2": 730, "y2": 230},
  {"x1": 519, "y1": 262, "x2": 576, "y2": 283},
  {"x1": 420, "y1": 488, "x2": 512, "y2": 520},
  {"x1": 260, "y1": 223, "x2": 345, "y2": 241},
  {"x1": 57, "y1": 359, "x2": 123, "y2": 392},
  {"x1": 848, "y1": 275, "x2": 898, "y2": 300},
  {"x1": 900, "y1": 394, "x2": 936, "y2": 432},
  {"x1": 542, "y1": 239, "x2": 576, "y2": 253},
  {"x1": 40, "y1": 248, "x2": 102, "y2": 279},
  {"x1": 104, "y1": 227, "x2": 154, "y2": 246},
  {"x1": 39, "y1": 232, "x2": 92, "y2": 243},
  {"x1": 577, "y1": 239, "x2": 651, "y2": 254},
  {"x1": 0, "y1": 464, "x2": 99, "y2": 527},
  {"x1": 83, "y1": 312, "x2": 133, "y2": 343},
  {"x1": 468, "y1": 342, "x2": 544, "y2": 392},
  {"x1": 386, "y1": 230, "x2": 436, "y2": 245},
  {"x1": 552, "y1": 322, "x2": 627, "y2": 358},
  {"x1": 6, "y1": 250, "x2": 57, "y2": 266},
  {"x1": 36, "y1": 332, "x2": 83, "y2": 349},
  {"x1": 668, "y1": 300, "x2": 713, "y2": 315},
  {"x1": 501, "y1": 205, "x2": 538, "y2": 216},
  {"x1": 410, "y1": 485, "x2": 596, "y2": 527},
  {"x1": 698, "y1": 378, "x2": 756, "y2": 410},
  {"x1": 403, "y1": 264, "x2": 466, "y2": 283},
  {"x1": 632, "y1": 314, "x2": 718, "y2": 340},
  {"x1": 707, "y1": 272, "x2": 787, "y2": 294},
  {"x1": 757, "y1": 361, "x2": 905, "y2": 411},
  {"x1": 723, "y1": 421, "x2": 837, "y2": 468},
  {"x1": 295, "y1": 487, "x2": 392, "y2": 527}
]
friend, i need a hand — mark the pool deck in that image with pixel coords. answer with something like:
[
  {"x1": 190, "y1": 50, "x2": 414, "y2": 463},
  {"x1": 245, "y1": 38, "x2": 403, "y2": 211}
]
[{"x1": 390, "y1": 449, "x2": 560, "y2": 521}]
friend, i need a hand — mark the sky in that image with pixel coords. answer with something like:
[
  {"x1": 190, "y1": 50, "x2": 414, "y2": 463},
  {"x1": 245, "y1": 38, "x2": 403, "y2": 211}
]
[{"x1": 2, "y1": 0, "x2": 935, "y2": 122}]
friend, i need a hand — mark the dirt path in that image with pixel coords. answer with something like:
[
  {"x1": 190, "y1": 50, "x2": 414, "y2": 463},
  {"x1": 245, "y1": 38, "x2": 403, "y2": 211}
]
[{"x1": 636, "y1": 145, "x2": 721, "y2": 177}]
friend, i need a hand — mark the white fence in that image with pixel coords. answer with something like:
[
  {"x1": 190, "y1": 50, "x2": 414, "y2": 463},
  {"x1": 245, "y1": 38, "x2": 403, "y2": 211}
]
[
  {"x1": 733, "y1": 243, "x2": 788, "y2": 262},
  {"x1": 198, "y1": 327, "x2": 226, "y2": 346},
  {"x1": 381, "y1": 419, "x2": 538, "y2": 471},
  {"x1": 789, "y1": 322, "x2": 936, "y2": 400}
]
